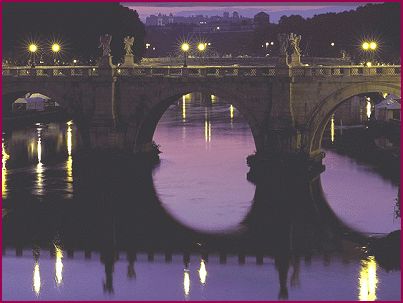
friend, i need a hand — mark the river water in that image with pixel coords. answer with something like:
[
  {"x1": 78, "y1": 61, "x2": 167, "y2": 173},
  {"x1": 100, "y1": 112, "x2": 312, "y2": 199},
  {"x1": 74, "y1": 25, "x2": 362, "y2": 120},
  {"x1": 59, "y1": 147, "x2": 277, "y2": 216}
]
[{"x1": 2, "y1": 94, "x2": 400, "y2": 300}]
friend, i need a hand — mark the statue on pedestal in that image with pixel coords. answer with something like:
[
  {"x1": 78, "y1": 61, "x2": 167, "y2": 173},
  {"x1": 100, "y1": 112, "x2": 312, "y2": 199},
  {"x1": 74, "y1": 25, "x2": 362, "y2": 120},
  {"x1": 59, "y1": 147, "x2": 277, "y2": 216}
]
[
  {"x1": 99, "y1": 34, "x2": 112, "y2": 56},
  {"x1": 288, "y1": 33, "x2": 302, "y2": 66},
  {"x1": 278, "y1": 33, "x2": 289, "y2": 56},
  {"x1": 123, "y1": 36, "x2": 134, "y2": 55},
  {"x1": 122, "y1": 36, "x2": 136, "y2": 67},
  {"x1": 288, "y1": 33, "x2": 301, "y2": 56},
  {"x1": 98, "y1": 34, "x2": 114, "y2": 71}
]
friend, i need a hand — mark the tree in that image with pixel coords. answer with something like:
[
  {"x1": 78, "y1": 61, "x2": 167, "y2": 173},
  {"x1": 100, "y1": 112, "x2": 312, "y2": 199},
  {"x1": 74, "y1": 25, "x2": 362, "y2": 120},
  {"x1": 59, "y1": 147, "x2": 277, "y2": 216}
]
[{"x1": 3, "y1": 3, "x2": 145, "y2": 64}]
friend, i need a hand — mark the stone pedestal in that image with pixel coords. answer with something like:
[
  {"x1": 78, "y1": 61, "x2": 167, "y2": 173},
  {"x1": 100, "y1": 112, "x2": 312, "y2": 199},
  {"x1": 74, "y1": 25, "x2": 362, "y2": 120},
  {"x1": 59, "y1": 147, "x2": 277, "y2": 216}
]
[
  {"x1": 289, "y1": 53, "x2": 302, "y2": 66},
  {"x1": 277, "y1": 55, "x2": 289, "y2": 67},
  {"x1": 121, "y1": 54, "x2": 136, "y2": 67},
  {"x1": 98, "y1": 55, "x2": 114, "y2": 76}
]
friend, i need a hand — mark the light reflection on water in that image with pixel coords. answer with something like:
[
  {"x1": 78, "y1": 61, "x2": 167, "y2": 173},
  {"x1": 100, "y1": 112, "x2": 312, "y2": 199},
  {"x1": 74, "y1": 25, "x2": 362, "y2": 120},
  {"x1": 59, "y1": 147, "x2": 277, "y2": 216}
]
[
  {"x1": 1, "y1": 93, "x2": 400, "y2": 300},
  {"x1": 359, "y1": 256, "x2": 378, "y2": 301}
]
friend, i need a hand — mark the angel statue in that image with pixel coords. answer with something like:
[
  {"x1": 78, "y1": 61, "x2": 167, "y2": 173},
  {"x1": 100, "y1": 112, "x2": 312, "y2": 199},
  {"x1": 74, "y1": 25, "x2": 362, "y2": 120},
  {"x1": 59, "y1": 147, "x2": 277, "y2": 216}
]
[
  {"x1": 99, "y1": 34, "x2": 112, "y2": 56},
  {"x1": 277, "y1": 33, "x2": 288, "y2": 56},
  {"x1": 124, "y1": 36, "x2": 134, "y2": 55},
  {"x1": 288, "y1": 33, "x2": 301, "y2": 56}
]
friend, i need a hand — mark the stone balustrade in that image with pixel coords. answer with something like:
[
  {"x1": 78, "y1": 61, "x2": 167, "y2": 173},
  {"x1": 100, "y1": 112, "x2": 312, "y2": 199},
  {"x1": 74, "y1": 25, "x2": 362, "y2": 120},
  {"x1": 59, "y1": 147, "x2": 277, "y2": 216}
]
[{"x1": 2, "y1": 65, "x2": 401, "y2": 78}]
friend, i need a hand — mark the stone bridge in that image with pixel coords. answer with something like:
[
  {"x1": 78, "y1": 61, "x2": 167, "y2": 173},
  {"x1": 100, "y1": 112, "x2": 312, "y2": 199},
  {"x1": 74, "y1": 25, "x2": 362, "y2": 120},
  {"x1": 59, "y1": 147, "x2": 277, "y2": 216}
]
[{"x1": 2, "y1": 63, "x2": 401, "y2": 163}]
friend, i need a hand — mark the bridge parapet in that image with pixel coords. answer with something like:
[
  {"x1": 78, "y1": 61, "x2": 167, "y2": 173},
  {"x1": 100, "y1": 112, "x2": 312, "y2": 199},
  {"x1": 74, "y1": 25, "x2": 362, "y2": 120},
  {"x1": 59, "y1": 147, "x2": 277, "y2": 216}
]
[{"x1": 2, "y1": 65, "x2": 401, "y2": 78}]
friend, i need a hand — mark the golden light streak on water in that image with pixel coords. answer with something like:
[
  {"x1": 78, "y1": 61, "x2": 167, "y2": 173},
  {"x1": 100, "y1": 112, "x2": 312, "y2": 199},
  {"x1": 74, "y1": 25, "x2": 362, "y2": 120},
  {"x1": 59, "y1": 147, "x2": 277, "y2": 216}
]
[
  {"x1": 55, "y1": 245, "x2": 64, "y2": 286},
  {"x1": 359, "y1": 256, "x2": 378, "y2": 301},
  {"x1": 37, "y1": 128, "x2": 42, "y2": 164},
  {"x1": 198, "y1": 259, "x2": 207, "y2": 285},
  {"x1": 211, "y1": 94, "x2": 216, "y2": 103},
  {"x1": 330, "y1": 114, "x2": 335, "y2": 143},
  {"x1": 183, "y1": 269, "x2": 190, "y2": 297},
  {"x1": 182, "y1": 96, "x2": 186, "y2": 121},
  {"x1": 2, "y1": 140, "x2": 9, "y2": 199},
  {"x1": 366, "y1": 100, "x2": 372, "y2": 119},
  {"x1": 67, "y1": 122, "x2": 73, "y2": 156},
  {"x1": 204, "y1": 121, "x2": 211, "y2": 143},
  {"x1": 230, "y1": 105, "x2": 234, "y2": 120},
  {"x1": 35, "y1": 128, "x2": 44, "y2": 195},
  {"x1": 65, "y1": 122, "x2": 73, "y2": 193},
  {"x1": 33, "y1": 262, "x2": 41, "y2": 296}
]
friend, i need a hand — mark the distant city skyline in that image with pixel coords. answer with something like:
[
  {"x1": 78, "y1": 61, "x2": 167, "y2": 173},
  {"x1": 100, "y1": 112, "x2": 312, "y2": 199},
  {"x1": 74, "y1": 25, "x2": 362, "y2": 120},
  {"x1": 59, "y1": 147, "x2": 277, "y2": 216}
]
[{"x1": 123, "y1": 2, "x2": 369, "y2": 23}]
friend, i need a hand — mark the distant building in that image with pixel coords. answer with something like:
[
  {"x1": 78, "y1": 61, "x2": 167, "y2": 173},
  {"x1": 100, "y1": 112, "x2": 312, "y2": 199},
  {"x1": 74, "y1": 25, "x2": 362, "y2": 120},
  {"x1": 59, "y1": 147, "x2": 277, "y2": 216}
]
[
  {"x1": 254, "y1": 12, "x2": 270, "y2": 26},
  {"x1": 145, "y1": 11, "x2": 257, "y2": 28}
]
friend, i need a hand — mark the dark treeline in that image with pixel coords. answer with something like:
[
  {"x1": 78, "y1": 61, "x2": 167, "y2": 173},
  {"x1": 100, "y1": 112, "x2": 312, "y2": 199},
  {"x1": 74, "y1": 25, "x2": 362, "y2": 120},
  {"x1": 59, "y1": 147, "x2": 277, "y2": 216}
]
[
  {"x1": 2, "y1": 2, "x2": 400, "y2": 64},
  {"x1": 3, "y1": 2, "x2": 145, "y2": 64},
  {"x1": 144, "y1": 2, "x2": 400, "y2": 63},
  {"x1": 274, "y1": 2, "x2": 400, "y2": 63}
]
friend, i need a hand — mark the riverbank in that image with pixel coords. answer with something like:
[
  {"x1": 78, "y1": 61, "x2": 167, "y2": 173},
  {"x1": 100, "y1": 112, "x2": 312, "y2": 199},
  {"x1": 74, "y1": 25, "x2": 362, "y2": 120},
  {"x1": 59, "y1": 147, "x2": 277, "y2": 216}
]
[
  {"x1": 2, "y1": 110, "x2": 71, "y2": 131},
  {"x1": 322, "y1": 124, "x2": 400, "y2": 183}
]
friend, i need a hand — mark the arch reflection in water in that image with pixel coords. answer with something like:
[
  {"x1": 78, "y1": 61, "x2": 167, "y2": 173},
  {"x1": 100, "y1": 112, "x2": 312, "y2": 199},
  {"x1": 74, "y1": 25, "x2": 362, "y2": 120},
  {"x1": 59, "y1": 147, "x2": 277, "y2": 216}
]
[{"x1": 359, "y1": 256, "x2": 378, "y2": 301}]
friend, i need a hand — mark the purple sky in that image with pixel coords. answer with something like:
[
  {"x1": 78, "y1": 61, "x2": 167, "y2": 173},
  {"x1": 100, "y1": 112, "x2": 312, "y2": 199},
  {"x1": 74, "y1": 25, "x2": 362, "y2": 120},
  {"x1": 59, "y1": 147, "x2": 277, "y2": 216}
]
[{"x1": 123, "y1": 2, "x2": 370, "y2": 23}]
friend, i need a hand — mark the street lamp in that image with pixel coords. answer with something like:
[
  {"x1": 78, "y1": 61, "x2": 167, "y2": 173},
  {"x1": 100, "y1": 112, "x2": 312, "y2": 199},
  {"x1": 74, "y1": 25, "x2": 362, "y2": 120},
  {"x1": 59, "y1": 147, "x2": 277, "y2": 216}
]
[
  {"x1": 361, "y1": 40, "x2": 378, "y2": 64},
  {"x1": 197, "y1": 43, "x2": 206, "y2": 52},
  {"x1": 369, "y1": 42, "x2": 377, "y2": 50},
  {"x1": 362, "y1": 42, "x2": 370, "y2": 50},
  {"x1": 181, "y1": 43, "x2": 190, "y2": 67},
  {"x1": 51, "y1": 43, "x2": 61, "y2": 53}
]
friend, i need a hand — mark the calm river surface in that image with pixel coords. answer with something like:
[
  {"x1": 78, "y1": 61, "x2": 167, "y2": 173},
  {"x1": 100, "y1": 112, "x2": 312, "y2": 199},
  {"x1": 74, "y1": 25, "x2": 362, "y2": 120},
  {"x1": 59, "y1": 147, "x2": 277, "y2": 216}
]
[{"x1": 2, "y1": 94, "x2": 400, "y2": 300}]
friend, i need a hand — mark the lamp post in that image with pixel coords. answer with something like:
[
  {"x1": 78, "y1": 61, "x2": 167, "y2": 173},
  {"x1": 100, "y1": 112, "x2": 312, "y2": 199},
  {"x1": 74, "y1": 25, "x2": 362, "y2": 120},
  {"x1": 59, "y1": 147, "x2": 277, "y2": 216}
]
[
  {"x1": 361, "y1": 41, "x2": 378, "y2": 65},
  {"x1": 181, "y1": 43, "x2": 190, "y2": 68},
  {"x1": 51, "y1": 43, "x2": 61, "y2": 65},
  {"x1": 197, "y1": 42, "x2": 207, "y2": 58},
  {"x1": 28, "y1": 43, "x2": 38, "y2": 67}
]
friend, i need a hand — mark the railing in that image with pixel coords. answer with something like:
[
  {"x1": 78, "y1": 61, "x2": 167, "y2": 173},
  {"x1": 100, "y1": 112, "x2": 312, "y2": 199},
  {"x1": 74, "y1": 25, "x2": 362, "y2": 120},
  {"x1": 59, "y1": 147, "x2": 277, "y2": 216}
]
[{"x1": 2, "y1": 65, "x2": 401, "y2": 78}]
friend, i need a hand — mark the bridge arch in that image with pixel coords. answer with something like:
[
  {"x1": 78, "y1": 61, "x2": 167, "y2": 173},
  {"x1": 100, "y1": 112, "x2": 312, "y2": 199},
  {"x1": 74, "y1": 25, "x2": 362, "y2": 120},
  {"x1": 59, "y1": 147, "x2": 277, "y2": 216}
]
[
  {"x1": 307, "y1": 82, "x2": 401, "y2": 154},
  {"x1": 132, "y1": 85, "x2": 264, "y2": 153}
]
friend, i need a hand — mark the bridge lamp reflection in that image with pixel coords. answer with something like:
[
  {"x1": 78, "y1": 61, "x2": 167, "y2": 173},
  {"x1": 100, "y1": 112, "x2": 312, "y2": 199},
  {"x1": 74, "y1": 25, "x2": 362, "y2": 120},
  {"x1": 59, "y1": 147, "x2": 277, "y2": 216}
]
[
  {"x1": 33, "y1": 261, "x2": 41, "y2": 296},
  {"x1": 183, "y1": 268, "x2": 190, "y2": 297},
  {"x1": 2, "y1": 139, "x2": 10, "y2": 199},
  {"x1": 54, "y1": 245, "x2": 64, "y2": 286},
  {"x1": 230, "y1": 104, "x2": 234, "y2": 120},
  {"x1": 198, "y1": 259, "x2": 207, "y2": 285},
  {"x1": 359, "y1": 256, "x2": 378, "y2": 301}
]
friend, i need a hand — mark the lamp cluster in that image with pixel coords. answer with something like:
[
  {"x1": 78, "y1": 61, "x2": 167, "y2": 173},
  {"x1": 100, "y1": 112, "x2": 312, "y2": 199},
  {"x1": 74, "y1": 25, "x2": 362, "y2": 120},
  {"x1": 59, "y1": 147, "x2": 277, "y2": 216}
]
[
  {"x1": 180, "y1": 42, "x2": 209, "y2": 53},
  {"x1": 28, "y1": 42, "x2": 62, "y2": 54},
  {"x1": 361, "y1": 41, "x2": 378, "y2": 51}
]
